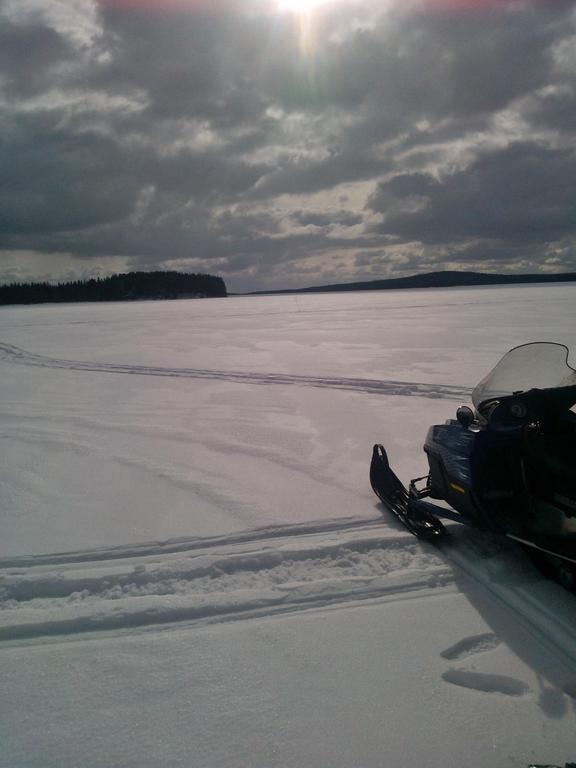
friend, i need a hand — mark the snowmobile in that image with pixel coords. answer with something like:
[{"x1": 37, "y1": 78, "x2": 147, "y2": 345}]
[{"x1": 370, "y1": 342, "x2": 576, "y2": 589}]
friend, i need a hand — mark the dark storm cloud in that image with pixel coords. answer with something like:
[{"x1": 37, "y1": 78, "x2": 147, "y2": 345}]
[
  {"x1": 0, "y1": 18, "x2": 74, "y2": 98},
  {"x1": 0, "y1": 0, "x2": 575, "y2": 290},
  {"x1": 451, "y1": 240, "x2": 548, "y2": 266},
  {"x1": 523, "y1": 87, "x2": 576, "y2": 133},
  {"x1": 0, "y1": 117, "x2": 138, "y2": 235},
  {"x1": 93, "y1": 4, "x2": 275, "y2": 125},
  {"x1": 368, "y1": 142, "x2": 576, "y2": 245},
  {"x1": 291, "y1": 210, "x2": 363, "y2": 228},
  {"x1": 250, "y1": 149, "x2": 392, "y2": 199},
  {"x1": 0, "y1": 109, "x2": 270, "y2": 241},
  {"x1": 307, "y1": 1, "x2": 567, "y2": 122}
]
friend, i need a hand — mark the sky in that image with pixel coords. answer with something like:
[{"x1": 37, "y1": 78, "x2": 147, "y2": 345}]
[{"x1": 0, "y1": 0, "x2": 575, "y2": 293}]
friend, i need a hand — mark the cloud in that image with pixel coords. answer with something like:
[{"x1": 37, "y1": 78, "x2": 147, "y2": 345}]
[
  {"x1": 368, "y1": 142, "x2": 576, "y2": 244},
  {"x1": 291, "y1": 210, "x2": 363, "y2": 228},
  {"x1": 0, "y1": 18, "x2": 75, "y2": 98}
]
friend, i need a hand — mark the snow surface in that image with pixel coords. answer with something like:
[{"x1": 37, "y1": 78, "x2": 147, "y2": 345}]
[{"x1": 1, "y1": 284, "x2": 576, "y2": 768}]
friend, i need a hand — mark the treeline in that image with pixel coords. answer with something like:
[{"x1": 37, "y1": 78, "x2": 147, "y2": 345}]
[
  {"x1": 251, "y1": 270, "x2": 576, "y2": 295},
  {"x1": 0, "y1": 271, "x2": 227, "y2": 306}
]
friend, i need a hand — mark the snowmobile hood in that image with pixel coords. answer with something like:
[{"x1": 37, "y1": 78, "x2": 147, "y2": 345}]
[{"x1": 472, "y1": 342, "x2": 576, "y2": 412}]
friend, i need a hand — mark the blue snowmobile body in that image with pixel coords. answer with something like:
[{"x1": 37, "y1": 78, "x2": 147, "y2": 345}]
[{"x1": 370, "y1": 342, "x2": 576, "y2": 589}]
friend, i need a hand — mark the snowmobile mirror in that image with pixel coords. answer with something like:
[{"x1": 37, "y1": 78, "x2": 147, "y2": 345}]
[{"x1": 456, "y1": 406, "x2": 474, "y2": 429}]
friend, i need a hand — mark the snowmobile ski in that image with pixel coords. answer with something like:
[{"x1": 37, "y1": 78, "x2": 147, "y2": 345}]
[{"x1": 370, "y1": 444, "x2": 446, "y2": 539}]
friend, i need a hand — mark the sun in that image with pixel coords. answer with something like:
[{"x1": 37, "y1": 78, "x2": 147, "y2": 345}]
[
  {"x1": 276, "y1": 0, "x2": 331, "y2": 13},
  {"x1": 274, "y1": 0, "x2": 337, "y2": 59}
]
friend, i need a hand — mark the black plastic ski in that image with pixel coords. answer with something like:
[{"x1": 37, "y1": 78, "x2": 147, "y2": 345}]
[{"x1": 370, "y1": 444, "x2": 446, "y2": 540}]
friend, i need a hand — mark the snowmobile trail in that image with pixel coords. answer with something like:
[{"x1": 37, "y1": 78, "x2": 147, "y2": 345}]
[
  {"x1": 0, "y1": 342, "x2": 471, "y2": 401},
  {"x1": 0, "y1": 517, "x2": 386, "y2": 568},
  {"x1": 0, "y1": 524, "x2": 454, "y2": 644},
  {"x1": 1, "y1": 518, "x2": 574, "y2": 673}
]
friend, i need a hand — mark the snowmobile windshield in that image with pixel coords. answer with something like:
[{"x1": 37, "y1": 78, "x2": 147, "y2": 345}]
[{"x1": 472, "y1": 342, "x2": 576, "y2": 411}]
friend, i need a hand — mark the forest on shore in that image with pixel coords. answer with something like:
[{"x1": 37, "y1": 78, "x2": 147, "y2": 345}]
[
  {"x1": 0, "y1": 271, "x2": 227, "y2": 306},
  {"x1": 252, "y1": 270, "x2": 576, "y2": 295}
]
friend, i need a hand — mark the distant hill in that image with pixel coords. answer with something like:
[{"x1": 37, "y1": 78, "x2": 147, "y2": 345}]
[
  {"x1": 0, "y1": 271, "x2": 227, "y2": 306},
  {"x1": 249, "y1": 270, "x2": 576, "y2": 295}
]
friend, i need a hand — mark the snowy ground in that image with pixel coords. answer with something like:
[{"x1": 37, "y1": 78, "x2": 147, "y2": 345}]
[{"x1": 1, "y1": 284, "x2": 576, "y2": 767}]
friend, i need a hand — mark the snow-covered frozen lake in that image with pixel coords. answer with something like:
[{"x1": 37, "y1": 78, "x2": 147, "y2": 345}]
[{"x1": 1, "y1": 285, "x2": 576, "y2": 768}]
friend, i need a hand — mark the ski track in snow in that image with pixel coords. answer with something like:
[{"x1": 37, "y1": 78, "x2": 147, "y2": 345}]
[
  {"x1": 0, "y1": 523, "x2": 456, "y2": 643},
  {"x1": 0, "y1": 342, "x2": 471, "y2": 401},
  {"x1": 1, "y1": 516, "x2": 575, "y2": 680}
]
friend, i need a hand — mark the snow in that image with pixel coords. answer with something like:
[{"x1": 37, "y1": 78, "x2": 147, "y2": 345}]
[{"x1": 1, "y1": 284, "x2": 575, "y2": 768}]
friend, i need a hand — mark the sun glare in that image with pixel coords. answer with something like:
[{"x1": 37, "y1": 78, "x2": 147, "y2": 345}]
[{"x1": 277, "y1": 0, "x2": 331, "y2": 13}]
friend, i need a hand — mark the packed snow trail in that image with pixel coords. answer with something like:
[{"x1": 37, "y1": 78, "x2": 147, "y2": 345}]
[
  {"x1": 1, "y1": 518, "x2": 575, "y2": 768},
  {"x1": 0, "y1": 342, "x2": 471, "y2": 400},
  {"x1": 0, "y1": 517, "x2": 384, "y2": 567},
  {"x1": 1, "y1": 517, "x2": 575, "y2": 681},
  {"x1": 0, "y1": 524, "x2": 454, "y2": 642}
]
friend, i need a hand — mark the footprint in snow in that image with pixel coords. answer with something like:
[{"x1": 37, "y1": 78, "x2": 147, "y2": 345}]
[
  {"x1": 440, "y1": 633, "x2": 501, "y2": 661},
  {"x1": 442, "y1": 669, "x2": 530, "y2": 697},
  {"x1": 440, "y1": 634, "x2": 532, "y2": 698}
]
